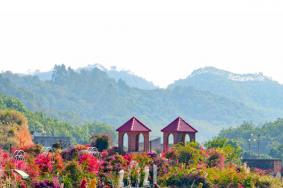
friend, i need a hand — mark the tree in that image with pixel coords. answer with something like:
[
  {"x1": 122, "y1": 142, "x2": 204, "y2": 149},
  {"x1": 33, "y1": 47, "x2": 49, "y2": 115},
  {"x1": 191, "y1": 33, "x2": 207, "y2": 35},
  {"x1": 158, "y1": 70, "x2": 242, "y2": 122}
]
[
  {"x1": 91, "y1": 134, "x2": 110, "y2": 152},
  {"x1": 0, "y1": 110, "x2": 33, "y2": 148},
  {"x1": 205, "y1": 137, "x2": 242, "y2": 164},
  {"x1": 269, "y1": 144, "x2": 283, "y2": 159}
]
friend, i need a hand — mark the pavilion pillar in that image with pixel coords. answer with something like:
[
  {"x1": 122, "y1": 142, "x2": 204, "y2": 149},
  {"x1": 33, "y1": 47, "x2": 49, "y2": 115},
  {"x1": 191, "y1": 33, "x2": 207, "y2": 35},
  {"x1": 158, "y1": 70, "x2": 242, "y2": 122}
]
[
  {"x1": 163, "y1": 132, "x2": 169, "y2": 153},
  {"x1": 189, "y1": 133, "x2": 196, "y2": 142},
  {"x1": 135, "y1": 133, "x2": 140, "y2": 151},
  {"x1": 143, "y1": 132, "x2": 150, "y2": 152},
  {"x1": 173, "y1": 133, "x2": 178, "y2": 144},
  {"x1": 118, "y1": 132, "x2": 124, "y2": 152},
  {"x1": 128, "y1": 132, "x2": 137, "y2": 152}
]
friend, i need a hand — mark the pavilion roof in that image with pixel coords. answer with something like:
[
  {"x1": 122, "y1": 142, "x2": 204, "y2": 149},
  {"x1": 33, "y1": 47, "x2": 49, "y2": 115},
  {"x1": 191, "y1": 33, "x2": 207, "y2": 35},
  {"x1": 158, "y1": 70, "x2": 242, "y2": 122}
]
[
  {"x1": 161, "y1": 117, "x2": 198, "y2": 133},
  {"x1": 116, "y1": 117, "x2": 151, "y2": 132}
]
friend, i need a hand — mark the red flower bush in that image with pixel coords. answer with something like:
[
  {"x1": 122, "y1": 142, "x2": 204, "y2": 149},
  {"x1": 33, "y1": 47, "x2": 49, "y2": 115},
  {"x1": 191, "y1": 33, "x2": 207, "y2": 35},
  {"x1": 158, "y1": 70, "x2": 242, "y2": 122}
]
[
  {"x1": 79, "y1": 153, "x2": 99, "y2": 174},
  {"x1": 35, "y1": 153, "x2": 53, "y2": 173},
  {"x1": 53, "y1": 152, "x2": 64, "y2": 172},
  {"x1": 206, "y1": 149, "x2": 225, "y2": 168}
]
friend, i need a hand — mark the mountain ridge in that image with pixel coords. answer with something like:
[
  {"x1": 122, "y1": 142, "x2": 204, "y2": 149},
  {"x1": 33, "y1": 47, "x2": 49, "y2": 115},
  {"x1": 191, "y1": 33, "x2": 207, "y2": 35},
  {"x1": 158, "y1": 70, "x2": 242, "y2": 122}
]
[{"x1": 1, "y1": 64, "x2": 282, "y2": 141}]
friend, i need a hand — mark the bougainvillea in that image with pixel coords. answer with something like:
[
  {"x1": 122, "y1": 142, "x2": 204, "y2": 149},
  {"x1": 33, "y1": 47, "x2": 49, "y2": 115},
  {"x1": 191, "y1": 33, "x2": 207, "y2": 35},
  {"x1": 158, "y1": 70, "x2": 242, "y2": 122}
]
[
  {"x1": 0, "y1": 143, "x2": 282, "y2": 187},
  {"x1": 35, "y1": 153, "x2": 53, "y2": 173},
  {"x1": 206, "y1": 149, "x2": 225, "y2": 168},
  {"x1": 79, "y1": 153, "x2": 100, "y2": 174}
]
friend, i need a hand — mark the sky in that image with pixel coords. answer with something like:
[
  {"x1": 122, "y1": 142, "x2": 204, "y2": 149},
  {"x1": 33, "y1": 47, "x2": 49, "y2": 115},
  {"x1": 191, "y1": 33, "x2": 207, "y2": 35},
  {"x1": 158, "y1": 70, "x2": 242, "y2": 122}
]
[{"x1": 0, "y1": 0, "x2": 283, "y2": 88}]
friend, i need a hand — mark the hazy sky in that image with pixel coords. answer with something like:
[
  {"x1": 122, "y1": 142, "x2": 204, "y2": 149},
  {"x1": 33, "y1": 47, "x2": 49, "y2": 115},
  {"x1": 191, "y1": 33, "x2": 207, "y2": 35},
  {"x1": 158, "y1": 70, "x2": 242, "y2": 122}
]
[{"x1": 0, "y1": 0, "x2": 283, "y2": 87}]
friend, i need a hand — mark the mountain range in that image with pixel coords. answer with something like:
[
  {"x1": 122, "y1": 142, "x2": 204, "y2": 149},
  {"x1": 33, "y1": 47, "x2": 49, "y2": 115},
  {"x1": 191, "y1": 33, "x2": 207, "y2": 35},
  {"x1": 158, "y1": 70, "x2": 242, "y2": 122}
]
[{"x1": 1, "y1": 65, "x2": 283, "y2": 141}]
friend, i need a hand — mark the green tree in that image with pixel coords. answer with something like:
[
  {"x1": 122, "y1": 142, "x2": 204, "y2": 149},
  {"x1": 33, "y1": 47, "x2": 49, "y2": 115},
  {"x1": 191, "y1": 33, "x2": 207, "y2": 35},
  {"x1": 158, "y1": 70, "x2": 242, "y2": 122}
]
[
  {"x1": 92, "y1": 134, "x2": 110, "y2": 152},
  {"x1": 205, "y1": 137, "x2": 242, "y2": 164},
  {"x1": 269, "y1": 144, "x2": 283, "y2": 159}
]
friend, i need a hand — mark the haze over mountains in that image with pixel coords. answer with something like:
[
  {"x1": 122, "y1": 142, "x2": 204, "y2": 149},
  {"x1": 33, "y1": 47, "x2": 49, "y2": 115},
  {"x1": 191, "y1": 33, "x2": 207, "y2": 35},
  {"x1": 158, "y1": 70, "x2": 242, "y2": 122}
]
[
  {"x1": 32, "y1": 64, "x2": 157, "y2": 90},
  {"x1": 1, "y1": 64, "x2": 283, "y2": 141}
]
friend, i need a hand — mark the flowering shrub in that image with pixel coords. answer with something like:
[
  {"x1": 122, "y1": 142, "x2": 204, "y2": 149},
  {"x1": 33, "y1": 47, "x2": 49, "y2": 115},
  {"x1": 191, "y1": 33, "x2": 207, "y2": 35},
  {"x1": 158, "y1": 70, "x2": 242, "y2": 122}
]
[
  {"x1": 206, "y1": 149, "x2": 225, "y2": 168},
  {"x1": 167, "y1": 142, "x2": 204, "y2": 167},
  {"x1": 79, "y1": 153, "x2": 99, "y2": 174},
  {"x1": 62, "y1": 161, "x2": 83, "y2": 188},
  {"x1": 159, "y1": 165, "x2": 210, "y2": 187},
  {"x1": 33, "y1": 177, "x2": 60, "y2": 188},
  {"x1": 0, "y1": 143, "x2": 282, "y2": 187},
  {"x1": 19, "y1": 144, "x2": 42, "y2": 157},
  {"x1": 35, "y1": 153, "x2": 53, "y2": 174}
]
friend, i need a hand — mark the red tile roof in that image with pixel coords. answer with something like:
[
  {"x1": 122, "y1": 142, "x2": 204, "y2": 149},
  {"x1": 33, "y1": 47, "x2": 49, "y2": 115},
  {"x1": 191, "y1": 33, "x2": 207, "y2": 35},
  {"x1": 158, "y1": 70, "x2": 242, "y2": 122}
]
[
  {"x1": 116, "y1": 117, "x2": 151, "y2": 132},
  {"x1": 161, "y1": 117, "x2": 198, "y2": 133}
]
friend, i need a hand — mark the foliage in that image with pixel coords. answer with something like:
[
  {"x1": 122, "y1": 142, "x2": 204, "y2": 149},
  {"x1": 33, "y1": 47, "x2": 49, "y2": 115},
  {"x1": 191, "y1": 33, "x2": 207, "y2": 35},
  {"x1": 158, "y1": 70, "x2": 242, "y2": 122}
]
[
  {"x1": 35, "y1": 153, "x2": 53, "y2": 174},
  {"x1": 269, "y1": 144, "x2": 283, "y2": 159},
  {"x1": 0, "y1": 143, "x2": 282, "y2": 187},
  {"x1": 220, "y1": 119, "x2": 283, "y2": 161},
  {"x1": 79, "y1": 153, "x2": 100, "y2": 174},
  {"x1": 0, "y1": 94, "x2": 115, "y2": 144},
  {"x1": 206, "y1": 149, "x2": 225, "y2": 168},
  {"x1": 173, "y1": 142, "x2": 204, "y2": 166},
  {"x1": 0, "y1": 65, "x2": 268, "y2": 139},
  {"x1": 159, "y1": 143, "x2": 283, "y2": 187},
  {"x1": 92, "y1": 134, "x2": 110, "y2": 152},
  {"x1": 159, "y1": 166, "x2": 210, "y2": 188},
  {"x1": 62, "y1": 161, "x2": 83, "y2": 188},
  {"x1": 0, "y1": 110, "x2": 33, "y2": 148},
  {"x1": 205, "y1": 137, "x2": 242, "y2": 164}
]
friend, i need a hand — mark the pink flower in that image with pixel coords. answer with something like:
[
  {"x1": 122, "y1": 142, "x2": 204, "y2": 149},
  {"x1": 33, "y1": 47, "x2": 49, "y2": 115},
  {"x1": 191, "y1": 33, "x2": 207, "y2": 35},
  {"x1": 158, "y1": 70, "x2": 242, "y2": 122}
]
[
  {"x1": 101, "y1": 150, "x2": 108, "y2": 158},
  {"x1": 80, "y1": 179, "x2": 87, "y2": 188},
  {"x1": 35, "y1": 153, "x2": 53, "y2": 173},
  {"x1": 79, "y1": 153, "x2": 99, "y2": 174},
  {"x1": 13, "y1": 160, "x2": 27, "y2": 170}
]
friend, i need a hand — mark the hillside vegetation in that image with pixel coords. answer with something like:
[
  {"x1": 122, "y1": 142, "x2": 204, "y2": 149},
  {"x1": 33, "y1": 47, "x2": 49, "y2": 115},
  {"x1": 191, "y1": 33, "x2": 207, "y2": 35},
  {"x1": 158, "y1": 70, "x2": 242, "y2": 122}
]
[
  {"x1": 0, "y1": 94, "x2": 114, "y2": 144},
  {"x1": 219, "y1": 119, "x2": 283, "y2": 160},
  {"x1": 1, "y1": 65, "x2": 275, "y2": 140}
]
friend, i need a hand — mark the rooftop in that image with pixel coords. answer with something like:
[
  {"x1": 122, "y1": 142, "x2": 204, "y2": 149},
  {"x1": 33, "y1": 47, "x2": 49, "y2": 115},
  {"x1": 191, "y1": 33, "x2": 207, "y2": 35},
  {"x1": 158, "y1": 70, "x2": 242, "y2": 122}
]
[
  {"x1": 116, "y1": 116, "x2": 151, "y2": 132},
  {"x1": 161, "y1": 117, "x2": 198, "y2": 133}
]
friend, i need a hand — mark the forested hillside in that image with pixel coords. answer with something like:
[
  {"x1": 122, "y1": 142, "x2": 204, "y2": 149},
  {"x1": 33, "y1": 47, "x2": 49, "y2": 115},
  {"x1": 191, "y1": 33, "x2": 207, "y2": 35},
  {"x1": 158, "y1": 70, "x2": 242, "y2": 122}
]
[
  {"x1": 34, "y1": 64, "x2": 157, "y2": 90},
  {"x1": 169, "y1": 67, "x2": 283, "y2": 120},
  {"x1": 0, "y1": 65, "x2": 267, "y2": 140},
  {"x1": 0, "y1": 94, "x2": 114, "y2": 144},
  {"x1": 219, "y1": 119, "x2": 283, "y2": 160}
]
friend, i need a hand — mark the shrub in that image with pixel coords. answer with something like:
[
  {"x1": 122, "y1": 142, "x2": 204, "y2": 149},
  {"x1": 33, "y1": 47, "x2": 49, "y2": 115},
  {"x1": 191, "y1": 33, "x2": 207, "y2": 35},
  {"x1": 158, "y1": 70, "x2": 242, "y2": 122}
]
[
  {"x1": 35, "y1": 153, "x2": 53, "y2": 174},
  {"x1": 62, "y1": 161, "x2": 83, "y2": 188},
  {"x1": 206, "y1": 149, "x2": 225, "y2": 168},
  {"x1": 21, "y1": 144, "x2": 42, "y2": 156},
  {"x1": 160, "y1": 166, "x2": 210, "y2": 188},
  {"x1": 92, "y1": 134, "x2": 110, "y2": 152},
  {"x1": 174, "y1": 143, "x2": 204, "y2": 166},
  {"x1": 79, "y1": 153, "x2": 100, "y2": 174}
]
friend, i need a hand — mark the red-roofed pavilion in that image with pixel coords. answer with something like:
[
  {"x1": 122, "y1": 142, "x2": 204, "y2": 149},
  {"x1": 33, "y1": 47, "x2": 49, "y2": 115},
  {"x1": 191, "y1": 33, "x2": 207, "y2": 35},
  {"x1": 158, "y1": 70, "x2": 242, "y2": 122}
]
[
  {"x1": 117, "y1": 117, "x2": 151, "y2": 152},
  {"x1": 161, "y1": 117, "x2": 198, "y2": 152}
]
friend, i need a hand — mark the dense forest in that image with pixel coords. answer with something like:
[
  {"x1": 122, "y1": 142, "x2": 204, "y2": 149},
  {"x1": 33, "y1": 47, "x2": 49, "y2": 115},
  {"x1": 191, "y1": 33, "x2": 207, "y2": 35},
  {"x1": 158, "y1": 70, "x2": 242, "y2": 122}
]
[
  {"x1": 219, "y1": 119, "x2": 283, "y2": 160},
  {"x1": 0, "y1": 94, "x2": 114, "y2": 144},
  {"x1": 2, "y1": 65, "x2": 279, "y2": 140}
]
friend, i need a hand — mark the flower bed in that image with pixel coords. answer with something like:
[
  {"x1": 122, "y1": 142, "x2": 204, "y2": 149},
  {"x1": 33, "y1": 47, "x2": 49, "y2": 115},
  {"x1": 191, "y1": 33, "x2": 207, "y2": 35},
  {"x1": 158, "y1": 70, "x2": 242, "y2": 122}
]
[{"x1": 0, "y1": 143, "x2": 282, "y2": 188}]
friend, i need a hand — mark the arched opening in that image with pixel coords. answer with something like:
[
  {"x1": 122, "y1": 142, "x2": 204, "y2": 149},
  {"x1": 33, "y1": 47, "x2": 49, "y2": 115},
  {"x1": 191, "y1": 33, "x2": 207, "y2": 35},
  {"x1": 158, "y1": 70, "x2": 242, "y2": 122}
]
[
  {"x1": 136, "y1": 133, "x2": 145, "y2": 152},
  {"x1": 168, "y1": 133, "x2": 174, "y2": 147},
  {"x1": 184, "y1": 134, "x2": 190, "y2": 145},
  {"x1": 123, "y1": 133, "x2": 128, "y2": 152}
]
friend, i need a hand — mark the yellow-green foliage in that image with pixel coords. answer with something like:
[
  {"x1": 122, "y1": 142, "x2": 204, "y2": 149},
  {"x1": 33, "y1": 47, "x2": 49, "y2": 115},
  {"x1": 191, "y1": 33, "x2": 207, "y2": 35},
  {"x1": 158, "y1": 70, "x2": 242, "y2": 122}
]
[
  {"x1": 160, "y1": 144, "x2": 283, "y2": 188},
  {"x1": 174, "y1": 142, "x2": 204, "y2": 166},
  {"x1": 0, "y1": 109, "x2": 33, "y2": 148}
]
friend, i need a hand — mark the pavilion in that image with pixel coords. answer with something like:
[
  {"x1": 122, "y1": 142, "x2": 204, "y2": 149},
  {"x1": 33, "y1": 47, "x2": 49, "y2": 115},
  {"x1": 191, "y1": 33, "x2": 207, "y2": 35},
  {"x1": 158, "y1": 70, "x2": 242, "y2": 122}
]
[
  {"x1": 161, "y1": 117, "x2": 198, "y2": 152},
  {"x1": 117, "y1": 116, "x2": 151, "y2": 152}
]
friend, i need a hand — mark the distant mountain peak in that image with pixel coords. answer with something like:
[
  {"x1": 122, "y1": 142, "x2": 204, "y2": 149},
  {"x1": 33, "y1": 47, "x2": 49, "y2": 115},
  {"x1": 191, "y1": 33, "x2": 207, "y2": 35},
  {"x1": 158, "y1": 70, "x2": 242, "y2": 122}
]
[
  {"x1": 79, "y1": 63, "x2": 107, "y2": 72},
  {"x1": 80, "y1": 64, "x2": 157, "y2": 90},
  {"x1": 191, "y1": 67, "x2": 230, "y2": 77},
  {"x1": 191, "y1": 67, "x2": 270, "y2": 82}
]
